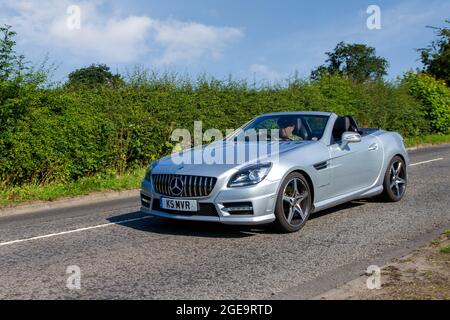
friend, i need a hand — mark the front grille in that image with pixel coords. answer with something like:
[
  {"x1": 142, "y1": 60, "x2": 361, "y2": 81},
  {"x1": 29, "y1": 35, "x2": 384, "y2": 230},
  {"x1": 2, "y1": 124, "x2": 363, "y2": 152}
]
[
  {"x1": 152, "y1": 174, "x2": 217, "y2": 198},
  {"x1": 152, "y1": 200, "x2": 219, "y2": 217}
]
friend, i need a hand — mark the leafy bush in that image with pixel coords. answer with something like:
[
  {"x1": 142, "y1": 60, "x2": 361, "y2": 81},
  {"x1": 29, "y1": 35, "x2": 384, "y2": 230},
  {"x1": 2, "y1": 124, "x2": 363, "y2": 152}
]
[
  {"x1": 0, "y1": 24, "x2": 442, "y2": 188},
  {"x1": 402, "y1": 72, "x2": 450, "y2": 133},
  {"x1": 0, "y1": 72, "x2": 436, "y2": 187}
]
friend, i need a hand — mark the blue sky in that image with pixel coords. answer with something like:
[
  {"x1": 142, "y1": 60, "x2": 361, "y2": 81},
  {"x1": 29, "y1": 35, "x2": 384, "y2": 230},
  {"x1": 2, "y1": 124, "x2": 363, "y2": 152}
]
[{"x1": 0, "y1": 0, "x2": 448, "y2": 83}]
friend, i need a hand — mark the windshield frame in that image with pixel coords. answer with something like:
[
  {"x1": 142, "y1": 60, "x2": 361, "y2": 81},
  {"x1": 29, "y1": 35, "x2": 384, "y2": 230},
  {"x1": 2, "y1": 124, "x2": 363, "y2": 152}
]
[{"x1": 227, "y1": 114, "x2": 331, "y2": 142}]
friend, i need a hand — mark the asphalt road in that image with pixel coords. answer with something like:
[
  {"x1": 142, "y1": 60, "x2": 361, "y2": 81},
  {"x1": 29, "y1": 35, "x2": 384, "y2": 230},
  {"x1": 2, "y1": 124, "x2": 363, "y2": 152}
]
[{"x1": 0, "y1": 145, "x2": 449, "y2": 299}]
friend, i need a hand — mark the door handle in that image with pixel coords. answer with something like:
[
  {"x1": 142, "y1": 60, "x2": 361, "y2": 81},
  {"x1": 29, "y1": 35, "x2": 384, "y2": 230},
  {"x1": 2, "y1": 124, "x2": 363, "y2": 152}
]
[{"x1": 368, "y1": 143, "x2": 378, "y2": 151}]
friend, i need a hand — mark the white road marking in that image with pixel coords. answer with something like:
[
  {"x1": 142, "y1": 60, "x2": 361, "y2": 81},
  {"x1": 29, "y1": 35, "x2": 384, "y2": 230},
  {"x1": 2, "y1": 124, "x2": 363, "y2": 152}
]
[
  {"x1": 0, "y1": 216, "x2": 152, "y2": 248},
  {"x1": 409, "y1": 158, "x2": 444, "y2": 167}
]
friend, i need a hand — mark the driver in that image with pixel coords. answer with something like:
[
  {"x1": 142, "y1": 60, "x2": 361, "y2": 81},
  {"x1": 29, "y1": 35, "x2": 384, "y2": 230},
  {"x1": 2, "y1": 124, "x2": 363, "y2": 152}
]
[{"x1": 277, "y1": 117, "x2": 302, "y2": 141}]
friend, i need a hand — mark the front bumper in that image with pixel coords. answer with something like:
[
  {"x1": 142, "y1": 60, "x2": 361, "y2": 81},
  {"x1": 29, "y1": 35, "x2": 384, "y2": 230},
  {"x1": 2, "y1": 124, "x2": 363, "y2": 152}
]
[{"x1": 140, "y1": 178, "x2": 279, "y2": 225}]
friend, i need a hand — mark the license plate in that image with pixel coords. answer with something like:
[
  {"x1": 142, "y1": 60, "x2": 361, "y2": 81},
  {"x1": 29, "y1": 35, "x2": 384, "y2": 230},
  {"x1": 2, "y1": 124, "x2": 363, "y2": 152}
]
[{"x1": 160, "y1": 197, "x2": 198, "y2": 212}]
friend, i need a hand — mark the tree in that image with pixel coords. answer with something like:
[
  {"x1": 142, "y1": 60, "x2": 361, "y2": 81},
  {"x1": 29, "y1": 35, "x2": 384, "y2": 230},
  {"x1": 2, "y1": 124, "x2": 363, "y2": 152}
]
[
  {"x1": 67, "y1": 64, "x2": 123, "y2": 88},
  {"x1": 0, "y1": 24, "x2": 27, "y2": 81},
  {"x1": 417, "y1": 21, "x2": 450, "y2": 86},
  {"x1": 311, "y1": 42, "x2": 389, "y2": 83}
]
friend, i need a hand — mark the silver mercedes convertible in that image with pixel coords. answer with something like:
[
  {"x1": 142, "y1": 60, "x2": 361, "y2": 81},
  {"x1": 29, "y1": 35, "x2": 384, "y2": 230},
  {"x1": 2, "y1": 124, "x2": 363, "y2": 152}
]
[{"x1": 140, "y1": 112, "x2": 408, "y2": 233}]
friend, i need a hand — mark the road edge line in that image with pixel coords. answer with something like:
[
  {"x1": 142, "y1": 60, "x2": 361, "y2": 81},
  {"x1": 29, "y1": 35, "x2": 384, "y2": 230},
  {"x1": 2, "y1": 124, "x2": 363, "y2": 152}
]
[{"x1": 0, "y1": 189, "x2": 140, "y2": 218}]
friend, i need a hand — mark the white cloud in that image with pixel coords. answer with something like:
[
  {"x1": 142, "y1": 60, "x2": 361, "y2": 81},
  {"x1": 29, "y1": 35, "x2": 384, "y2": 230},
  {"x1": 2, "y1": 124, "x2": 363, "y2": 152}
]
[
  {"x1": 249, "y1": 64, "x2": 283, "y2": 82},
  {"x1": 0, "y1": 0, "x2": 243, "y2": 64},
  {"x1": 50, "y1": 12, "x2": 153, "y2": 62},
  {"x1": 152, "y1": 20, "x2": 243, "y2": 65}
]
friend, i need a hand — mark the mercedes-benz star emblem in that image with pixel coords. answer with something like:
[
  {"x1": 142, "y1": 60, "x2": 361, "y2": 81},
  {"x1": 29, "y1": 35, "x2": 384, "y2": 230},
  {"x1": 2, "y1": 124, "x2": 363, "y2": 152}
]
[{"x1": 169, "y1": 177, "x2": 184, "y2": 196}]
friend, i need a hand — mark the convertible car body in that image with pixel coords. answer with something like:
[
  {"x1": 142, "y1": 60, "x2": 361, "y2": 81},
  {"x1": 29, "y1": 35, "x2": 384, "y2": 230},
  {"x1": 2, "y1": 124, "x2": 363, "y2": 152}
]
[{"x1": 140, "y1": 112, "x2": 408, "y2": 232}]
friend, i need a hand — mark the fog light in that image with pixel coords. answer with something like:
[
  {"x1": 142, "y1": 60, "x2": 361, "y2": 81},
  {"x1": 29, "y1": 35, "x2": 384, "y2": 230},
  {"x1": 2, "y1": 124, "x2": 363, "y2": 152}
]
[
  {"x1": 222, "y1": 202, "x2": 254, "y2": 215},
  {"x1": 141, "y1": 193, "x2": 152, "y2": 208},
  {"x1": 224, "y1": 206, "x2": 253, "y2": 212}
]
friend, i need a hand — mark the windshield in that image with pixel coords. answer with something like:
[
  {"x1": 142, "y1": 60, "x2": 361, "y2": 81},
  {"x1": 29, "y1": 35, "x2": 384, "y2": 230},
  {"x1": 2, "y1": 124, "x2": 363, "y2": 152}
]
[{"x1": 232, "y1": 114, "x2": 329, "y2": 142}]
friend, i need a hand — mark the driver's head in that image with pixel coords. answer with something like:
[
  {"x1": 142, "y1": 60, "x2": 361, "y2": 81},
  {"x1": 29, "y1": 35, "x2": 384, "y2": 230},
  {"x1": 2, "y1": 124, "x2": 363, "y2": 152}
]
[{"x1": 278, "y1": 117, "x2": 297, "y2": 137}]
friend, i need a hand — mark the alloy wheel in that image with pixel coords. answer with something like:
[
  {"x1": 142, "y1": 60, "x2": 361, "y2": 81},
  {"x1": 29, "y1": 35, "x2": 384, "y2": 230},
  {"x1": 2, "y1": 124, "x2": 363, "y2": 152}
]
[
  {"x1": 282, "y1": 177, "x2": 310, "y2": 227},
  {"x1": 389, "y1": 160, "x2": 407, "y2": 197}
]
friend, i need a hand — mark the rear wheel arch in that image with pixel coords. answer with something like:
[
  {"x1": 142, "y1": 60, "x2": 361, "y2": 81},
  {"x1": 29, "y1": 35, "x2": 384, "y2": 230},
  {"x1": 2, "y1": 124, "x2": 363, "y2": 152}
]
[
  {"x1": 395, "y1": 154, "x2": 407, "y2": 166},
  {"x1": 390, "y1": 153, "x2": 408, "y2": 177}
]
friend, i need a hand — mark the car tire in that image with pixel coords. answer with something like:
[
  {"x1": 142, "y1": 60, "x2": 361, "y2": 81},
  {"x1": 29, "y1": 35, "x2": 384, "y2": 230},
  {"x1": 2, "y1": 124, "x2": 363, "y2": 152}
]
[
  {"x1": 273, "y1": 172, "x2": 312, "y2": 233},
  {"x1": 381, "y1": 155, "x2": 407, "y2": 202}
]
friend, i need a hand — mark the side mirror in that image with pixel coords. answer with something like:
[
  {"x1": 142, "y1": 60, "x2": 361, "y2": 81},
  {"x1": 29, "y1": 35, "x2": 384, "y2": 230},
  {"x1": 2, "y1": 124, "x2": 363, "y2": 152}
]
[{"x1": 340, "y1": 131, "x2": 361, "y2": 149}]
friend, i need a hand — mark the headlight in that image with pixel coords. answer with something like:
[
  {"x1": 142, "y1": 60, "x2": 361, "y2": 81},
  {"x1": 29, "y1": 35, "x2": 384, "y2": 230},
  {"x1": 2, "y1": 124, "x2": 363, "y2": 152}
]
[
  {"x1": 144, "y1": 161, "x2": 158, "y2": 182},
  {"x1": 228, "y1": 163, "x2": 272, "y2": 187}
]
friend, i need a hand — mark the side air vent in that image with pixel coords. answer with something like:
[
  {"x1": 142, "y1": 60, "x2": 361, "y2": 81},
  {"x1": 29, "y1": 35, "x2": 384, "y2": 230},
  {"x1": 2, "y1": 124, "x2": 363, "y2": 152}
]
[{"x1": 313, "y1": 161, "x2": 328, "y2": 171}]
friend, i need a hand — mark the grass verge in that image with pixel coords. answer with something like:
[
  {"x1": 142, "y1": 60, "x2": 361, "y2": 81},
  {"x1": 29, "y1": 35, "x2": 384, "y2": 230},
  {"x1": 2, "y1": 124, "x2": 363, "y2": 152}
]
[
  {"x1": 404, "y1": 133, "x2": 450, "y2": 148},
  {"x1": 0, "y1": 168, "x2": 145, "y2": 208},
  {"x1": 1, "y1": 134, "x2": 450, "y2": 208}
]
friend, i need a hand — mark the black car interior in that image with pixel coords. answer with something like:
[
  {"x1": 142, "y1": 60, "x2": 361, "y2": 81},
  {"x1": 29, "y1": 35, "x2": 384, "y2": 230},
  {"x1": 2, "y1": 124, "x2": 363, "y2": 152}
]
[
  {"x1": 241, "y1": 114, "x2": 365, "y2": 143},
  {"x1": 295, "y1": 118, "x2": 310, "y2": 140},
  {"x1": 331, "y1": 116, "x2": 361, "y2": 144}
]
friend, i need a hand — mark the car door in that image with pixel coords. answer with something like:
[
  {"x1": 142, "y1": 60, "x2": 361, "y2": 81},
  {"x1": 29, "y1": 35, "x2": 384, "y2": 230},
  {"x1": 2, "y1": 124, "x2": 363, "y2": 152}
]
[{"x1": 328, "y1": 135, "x2": 383, "y2": 198}]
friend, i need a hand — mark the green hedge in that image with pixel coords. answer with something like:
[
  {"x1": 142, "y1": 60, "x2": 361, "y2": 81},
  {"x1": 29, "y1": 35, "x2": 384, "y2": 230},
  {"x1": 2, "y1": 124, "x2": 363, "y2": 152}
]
[
  {"x1": 0, "y1": 73, "x2": 442, "y2": 186},
  {"x1": 402, "y1": 72, "x2": 450, "y2": 134}
]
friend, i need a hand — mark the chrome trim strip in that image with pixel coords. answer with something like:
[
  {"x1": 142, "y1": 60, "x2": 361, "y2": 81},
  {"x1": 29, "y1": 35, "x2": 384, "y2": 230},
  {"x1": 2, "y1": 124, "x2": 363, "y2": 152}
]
[
  {"x1": 209, "y1": 177, "x2": 213, "y2": 193},
  {"x1": 193, "y1": 176, "x2": 197, "y2": 197},
  {"x1": 198, "y1": 176, "x2": 203, "y2": 196}
]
